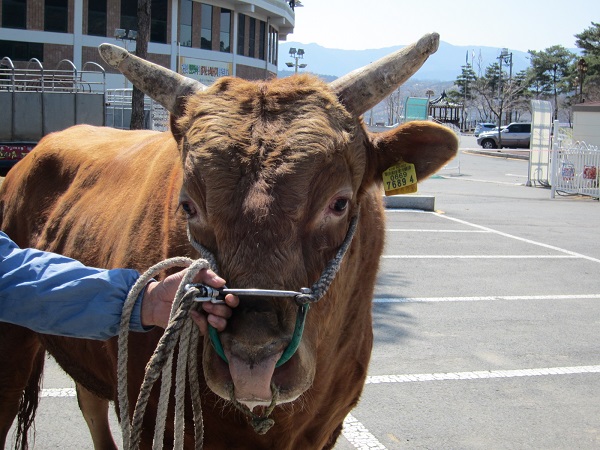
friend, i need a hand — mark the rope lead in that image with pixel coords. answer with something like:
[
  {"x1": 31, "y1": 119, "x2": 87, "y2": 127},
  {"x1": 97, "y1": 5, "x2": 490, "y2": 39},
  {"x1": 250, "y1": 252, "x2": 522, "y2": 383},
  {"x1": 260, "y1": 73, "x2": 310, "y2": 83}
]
[
  {"x1": 227, "y1": 383, "x2": 279, "y2": 435},
  {"x1": 118, "y1": 257, "x2": 209, "y2": 450}
]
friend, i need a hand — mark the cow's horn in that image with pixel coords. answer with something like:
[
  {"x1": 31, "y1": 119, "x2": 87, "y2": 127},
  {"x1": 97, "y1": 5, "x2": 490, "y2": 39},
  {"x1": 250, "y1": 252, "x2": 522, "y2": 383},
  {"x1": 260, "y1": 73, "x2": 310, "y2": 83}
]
[
  {"x1": 330, "y1": 33, "x2": 439, "y2": 116},
  {"x1": 98, "y1": 43, "x2": 206, "y2": 116}
]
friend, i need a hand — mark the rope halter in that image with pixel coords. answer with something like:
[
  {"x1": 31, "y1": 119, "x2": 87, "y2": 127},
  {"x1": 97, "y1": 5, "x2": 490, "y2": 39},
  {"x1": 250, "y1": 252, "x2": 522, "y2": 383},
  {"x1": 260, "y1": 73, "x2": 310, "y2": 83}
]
[{"x1": 187, "y1": 209, "x2": 360, "y2": 368}]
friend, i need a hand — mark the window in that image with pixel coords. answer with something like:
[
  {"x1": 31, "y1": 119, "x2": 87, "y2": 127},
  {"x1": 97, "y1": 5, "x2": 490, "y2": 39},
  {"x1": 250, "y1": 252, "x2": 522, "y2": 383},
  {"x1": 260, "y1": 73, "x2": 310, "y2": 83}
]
[
  {"x1": 248, "y1": 18, "x2": 255, "y2": 57},
  {"x1": 2, "y1": 0, "x2": 27, "y2": 29},
  {"x1": 237, "y1": 14, "x2": 245, "y2": 55},
  {"x1": 150, "y1": 0, "x2": 167, "y2": 43},
  {"x1": 219, "y1": 9, "x2": 231, "y2": 53},
  {"x1": 200, "y1": 4, "x2": 212, "y2": 50},
  {"x1": 179, "y1": 0, "x2": 192, "y2": 47},
  {"x1": 45, "y1": 0, "x2": 68, "y2": 33},
  {"x1": 87, "y1": 0, "x2": 107, "y2": 36},
  {"x1": 509, "y1": 124, "x2": 530, "y2": 133},
  {"x1": 258, "y1": 21, "x2": 266, "y2": 60},
  {"x1": 268, "y1": 26, "x2": 278, "y2": 64},
  {"x1": 0, "y1": 40, "x2": 43, "y2": 61},
  {"x1": 120, "y1": 0, "x2": 137, "y2": 34},
  {"x1": 120, "y1": 0, "x2": 167, "y2": 43}
]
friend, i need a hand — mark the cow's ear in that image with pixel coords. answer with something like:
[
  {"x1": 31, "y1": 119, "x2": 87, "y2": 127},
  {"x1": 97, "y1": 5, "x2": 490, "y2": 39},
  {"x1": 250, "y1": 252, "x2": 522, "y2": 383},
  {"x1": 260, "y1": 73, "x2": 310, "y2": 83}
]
[{"x1": 365, "y1": 121, "x2": 458, "y2": 185}]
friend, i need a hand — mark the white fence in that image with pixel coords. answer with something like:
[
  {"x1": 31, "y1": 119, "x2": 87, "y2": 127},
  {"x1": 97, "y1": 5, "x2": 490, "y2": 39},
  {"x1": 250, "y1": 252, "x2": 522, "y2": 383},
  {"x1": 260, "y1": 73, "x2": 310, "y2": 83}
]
[{"x1": 550, "y1": 120, "x2": 600, "y2": 200}]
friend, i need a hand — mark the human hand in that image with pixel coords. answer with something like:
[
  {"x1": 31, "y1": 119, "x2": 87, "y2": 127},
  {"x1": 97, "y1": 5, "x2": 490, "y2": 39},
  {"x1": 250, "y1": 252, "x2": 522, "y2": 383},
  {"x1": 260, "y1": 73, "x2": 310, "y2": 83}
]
[{"x1": 141, "y1": 268, "x2": 239, "y2": 334}]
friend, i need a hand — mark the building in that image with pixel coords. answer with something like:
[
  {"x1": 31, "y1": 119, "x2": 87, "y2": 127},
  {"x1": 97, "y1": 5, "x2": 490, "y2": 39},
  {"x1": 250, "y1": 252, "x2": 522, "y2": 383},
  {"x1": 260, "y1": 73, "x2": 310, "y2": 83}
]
[
  {"x1": 572, "y1": 102, "x2": 600, "y2": 149},
  {"x1": 0, "y1": 0, "x2": 296, "y2": 88}
]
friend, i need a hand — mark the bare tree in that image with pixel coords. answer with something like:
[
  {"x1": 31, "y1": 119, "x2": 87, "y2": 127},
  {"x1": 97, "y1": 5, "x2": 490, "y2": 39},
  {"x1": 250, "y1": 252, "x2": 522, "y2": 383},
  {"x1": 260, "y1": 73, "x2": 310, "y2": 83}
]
[
  {"x1": 385, "y1": 87, "x2": 403, "y2": 125},
  {"x1": 130, "y1": 0, "x2": 150, "y2": 130}
]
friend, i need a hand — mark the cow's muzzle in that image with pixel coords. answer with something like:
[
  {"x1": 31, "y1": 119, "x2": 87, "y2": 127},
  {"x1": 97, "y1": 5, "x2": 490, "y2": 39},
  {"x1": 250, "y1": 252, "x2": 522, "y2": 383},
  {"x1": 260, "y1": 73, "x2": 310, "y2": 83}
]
[{"x1": 188, "y1": 285, "x2": 312, "y2": 367}]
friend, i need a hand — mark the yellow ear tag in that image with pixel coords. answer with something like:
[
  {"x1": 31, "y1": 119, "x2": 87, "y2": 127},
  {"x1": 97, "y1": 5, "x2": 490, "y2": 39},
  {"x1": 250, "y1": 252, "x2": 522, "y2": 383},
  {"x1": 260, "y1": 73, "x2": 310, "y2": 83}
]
[{"x1": 382, "y1": 161, "x2": 418, "y2": 196}]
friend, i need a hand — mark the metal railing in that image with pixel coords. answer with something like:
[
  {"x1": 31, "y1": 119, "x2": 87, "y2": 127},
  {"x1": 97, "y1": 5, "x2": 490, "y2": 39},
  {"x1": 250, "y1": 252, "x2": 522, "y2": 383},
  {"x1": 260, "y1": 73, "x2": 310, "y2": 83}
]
[
  {"x1": 0, "y1": 57, "x2": 105, "y2": 93},
  {"x1": 105, "y1": 88, "x2": 168, "y2": 131}
]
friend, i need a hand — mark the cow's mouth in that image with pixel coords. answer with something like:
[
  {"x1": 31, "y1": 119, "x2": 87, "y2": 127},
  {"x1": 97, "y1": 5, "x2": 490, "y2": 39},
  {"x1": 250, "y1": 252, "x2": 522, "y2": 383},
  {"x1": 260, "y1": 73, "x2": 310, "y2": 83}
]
[{"x1": 206, "y1": 339, "x2": 307, "y2": 408}]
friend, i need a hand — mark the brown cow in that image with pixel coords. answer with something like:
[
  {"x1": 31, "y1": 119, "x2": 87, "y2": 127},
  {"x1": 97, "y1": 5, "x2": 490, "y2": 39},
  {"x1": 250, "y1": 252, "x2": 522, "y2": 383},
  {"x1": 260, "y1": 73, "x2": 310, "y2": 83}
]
[{"x1": 0, "y1": 33, "x2": 457, "y2": 449}]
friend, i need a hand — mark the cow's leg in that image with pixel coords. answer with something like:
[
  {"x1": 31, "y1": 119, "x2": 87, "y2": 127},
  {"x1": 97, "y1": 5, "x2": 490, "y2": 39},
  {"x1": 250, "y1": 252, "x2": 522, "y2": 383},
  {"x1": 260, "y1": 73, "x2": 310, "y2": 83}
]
[
  {"x1": 322, "y1": 422, "x2": 344, "y2": 450},
  {"x1": 76, "y1": 383, "x2": 118, "y2": 450},
  {"x1": 0, "y1": 324, "x2": 44, "y2": 450}
]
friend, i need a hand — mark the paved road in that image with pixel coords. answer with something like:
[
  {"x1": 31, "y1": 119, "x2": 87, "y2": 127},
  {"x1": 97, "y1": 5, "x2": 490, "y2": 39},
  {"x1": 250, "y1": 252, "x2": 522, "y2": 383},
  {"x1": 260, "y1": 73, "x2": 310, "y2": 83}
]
[{"x1": 6, "y1": 138, "x2": 600, "y2": 449}]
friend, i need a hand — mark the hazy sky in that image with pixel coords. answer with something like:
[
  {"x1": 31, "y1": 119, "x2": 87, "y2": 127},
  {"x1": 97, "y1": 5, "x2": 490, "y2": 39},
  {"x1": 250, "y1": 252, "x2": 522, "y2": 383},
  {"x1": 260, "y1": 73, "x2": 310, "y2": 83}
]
[{"x1": 289, "y1": 0, "x2": 596, "y2": 52}]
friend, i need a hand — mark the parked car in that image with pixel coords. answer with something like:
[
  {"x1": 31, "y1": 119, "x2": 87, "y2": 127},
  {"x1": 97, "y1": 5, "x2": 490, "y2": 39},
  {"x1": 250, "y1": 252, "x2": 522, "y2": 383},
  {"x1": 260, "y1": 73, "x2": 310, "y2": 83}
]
[
  {"x1": 474, "y1": 122, "x2": 496, "y2": 137},
  {"x1": 476, "y1": 123, "x2": 531, "y2": 149}
]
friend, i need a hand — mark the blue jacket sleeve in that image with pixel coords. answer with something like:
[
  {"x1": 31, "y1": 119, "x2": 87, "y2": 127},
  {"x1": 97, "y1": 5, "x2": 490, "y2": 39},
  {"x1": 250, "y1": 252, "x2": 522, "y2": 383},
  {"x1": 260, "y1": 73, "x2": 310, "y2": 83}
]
[{"x1": 0, "y1": 231, "x2": 150, "y2": 340}]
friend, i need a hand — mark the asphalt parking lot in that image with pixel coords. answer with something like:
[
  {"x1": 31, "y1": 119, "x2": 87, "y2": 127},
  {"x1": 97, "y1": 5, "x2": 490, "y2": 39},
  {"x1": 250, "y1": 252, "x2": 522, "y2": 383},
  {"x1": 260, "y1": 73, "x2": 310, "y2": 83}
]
[
  {"x1": 336, "y1": 144, "x2": 600, "y2": 449},
  {"x1": 6, "y1": 140, "x2": 600, "y2": 449}
]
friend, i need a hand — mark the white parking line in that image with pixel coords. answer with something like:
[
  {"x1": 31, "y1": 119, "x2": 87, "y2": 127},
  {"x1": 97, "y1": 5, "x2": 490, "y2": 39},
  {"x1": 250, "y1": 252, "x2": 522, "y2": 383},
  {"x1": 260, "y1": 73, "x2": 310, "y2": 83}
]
[
  {"x1": 439, "y1": 176, "x2": 523, "y2": 186},
  {"x1": 43, "y1": 363, "x2": 600, "y2": 450},
  {"x1": 366, "y1": 365, "x2": 600, "y2": 384},
  {"x1": 382, "y1": 254, "x2": 579, "y2": 259},
  {"x1": 374, "y1": 294, "x2": 600, "y2": 303},
  {"x1": 434, "y1": 213, "x2": 600, "y2": 264},
  {"x1": 40, "y1": 388, "x2": 390, "y2": 450},
  {"x1": 343, "y1": 414, "x2": 387, "y2": 450},
  {"x1": 41, "y1": 387, "x2": 76, "y2": 397},
  {"x1": 387, "y1": 229, "x2": 491, "y2": 233}
]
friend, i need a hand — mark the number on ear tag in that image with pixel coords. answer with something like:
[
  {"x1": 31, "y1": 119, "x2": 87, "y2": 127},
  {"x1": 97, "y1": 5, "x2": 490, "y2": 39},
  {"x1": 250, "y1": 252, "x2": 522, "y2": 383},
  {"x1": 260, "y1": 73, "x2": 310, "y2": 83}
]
[{"x1": 382, "y1": 161, "x2": 418, "y2": 196}]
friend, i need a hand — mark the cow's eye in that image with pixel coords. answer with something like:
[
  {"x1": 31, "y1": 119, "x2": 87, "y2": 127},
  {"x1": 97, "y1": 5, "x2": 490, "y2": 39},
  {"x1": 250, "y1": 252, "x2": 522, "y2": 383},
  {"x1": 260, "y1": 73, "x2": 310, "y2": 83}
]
[
  {"x1": 330, "y1": 197, "x2": 349, "y2": 214},
  {"x1": 180, "y1": 201, "x2": 197, "y2": 218}
]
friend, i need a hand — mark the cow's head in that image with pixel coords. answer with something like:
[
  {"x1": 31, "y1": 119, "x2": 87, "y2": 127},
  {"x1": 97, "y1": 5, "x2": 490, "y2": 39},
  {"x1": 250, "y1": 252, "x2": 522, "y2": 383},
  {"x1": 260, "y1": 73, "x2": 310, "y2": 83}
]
[{"x1": 100, "y1": 34, "x2": 457, "y2": 412}]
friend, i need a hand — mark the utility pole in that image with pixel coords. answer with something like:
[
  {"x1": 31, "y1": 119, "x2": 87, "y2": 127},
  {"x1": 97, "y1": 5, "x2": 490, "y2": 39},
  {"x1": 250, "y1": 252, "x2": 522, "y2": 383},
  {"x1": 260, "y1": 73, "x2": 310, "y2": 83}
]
[
  {"x1": 577, "y1": 58, "x2": 588, "y2": 103},
  {"x1": 496, "y1": 48, "x2": 513, "y2": 148}
]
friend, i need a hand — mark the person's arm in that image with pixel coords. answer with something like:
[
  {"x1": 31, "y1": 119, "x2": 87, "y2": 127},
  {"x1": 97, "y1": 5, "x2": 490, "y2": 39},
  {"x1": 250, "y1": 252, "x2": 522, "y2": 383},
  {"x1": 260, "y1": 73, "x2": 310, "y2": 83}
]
[{"x1": 0, "y1": 231, "x2": 237, "y2": 340}]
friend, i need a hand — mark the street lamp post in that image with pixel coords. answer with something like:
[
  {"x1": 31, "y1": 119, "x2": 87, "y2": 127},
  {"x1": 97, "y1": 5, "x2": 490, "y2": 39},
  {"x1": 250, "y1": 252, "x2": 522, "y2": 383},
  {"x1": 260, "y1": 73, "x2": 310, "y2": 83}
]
[
  {"x1": 577, "y1": 58, "x2": 588, "y2": 103},
  {"x1": 286, "y1": 48, "x2": 307, "y2": 74},
  {"x1": 498, "y1": 48, "x2": 513, "y2": 121},
  {"x1": 495, "y1": 48, "x2": 513, "y2": 147}
]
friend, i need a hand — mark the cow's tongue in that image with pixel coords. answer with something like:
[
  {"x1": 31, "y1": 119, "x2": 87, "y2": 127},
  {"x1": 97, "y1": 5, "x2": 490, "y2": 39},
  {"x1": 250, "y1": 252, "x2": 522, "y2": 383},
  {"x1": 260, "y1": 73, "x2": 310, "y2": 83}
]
[{"x1": 227, "y1": 353, "x2": 280, "y2": 408}]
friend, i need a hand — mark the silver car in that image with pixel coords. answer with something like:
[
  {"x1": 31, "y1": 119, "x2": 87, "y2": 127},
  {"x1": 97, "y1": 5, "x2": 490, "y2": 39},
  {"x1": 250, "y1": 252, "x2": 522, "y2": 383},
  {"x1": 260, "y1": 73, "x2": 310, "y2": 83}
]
[
  {"x1": 476, "y1": 123, "x2": 531, "y2": 149},
  {"x1": 474, "y1": 122, "x2": 496, "y2": 137}
]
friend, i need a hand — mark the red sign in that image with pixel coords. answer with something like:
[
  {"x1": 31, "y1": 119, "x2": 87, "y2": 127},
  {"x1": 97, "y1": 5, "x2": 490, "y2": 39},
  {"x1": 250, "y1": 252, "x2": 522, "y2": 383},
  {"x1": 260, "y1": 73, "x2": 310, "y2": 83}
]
[
  {"x1": 0, "y1": 144, "x2": 35, "y2": 162},
  {"x1": 583, "y1": 165, "x2": 597, "y2": 180}
]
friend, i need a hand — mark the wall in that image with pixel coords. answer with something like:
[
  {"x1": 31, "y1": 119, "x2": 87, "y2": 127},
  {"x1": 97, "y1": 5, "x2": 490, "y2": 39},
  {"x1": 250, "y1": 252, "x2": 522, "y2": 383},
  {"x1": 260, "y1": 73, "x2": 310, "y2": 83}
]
[{"x1": 573, "y1": 104, "x2": 600, "y2": 149}]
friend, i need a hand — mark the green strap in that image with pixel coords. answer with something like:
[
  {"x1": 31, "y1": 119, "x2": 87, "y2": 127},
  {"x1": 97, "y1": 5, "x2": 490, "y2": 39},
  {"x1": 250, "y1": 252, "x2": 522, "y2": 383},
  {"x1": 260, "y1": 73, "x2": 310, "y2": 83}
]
[
  {"x1": 207, "y1": 303, "x2": 310, "y2": 368},
  {"x1": 275, "y1": 303, "x2": 309, "y2": 367}
]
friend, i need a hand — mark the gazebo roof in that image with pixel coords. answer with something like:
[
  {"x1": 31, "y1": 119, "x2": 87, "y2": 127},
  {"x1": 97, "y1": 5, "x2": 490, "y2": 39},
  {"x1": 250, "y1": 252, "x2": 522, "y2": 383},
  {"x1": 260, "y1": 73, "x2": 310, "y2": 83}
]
[{"x1": 429, "y1": 90, "x2": 462, "y2": 107}]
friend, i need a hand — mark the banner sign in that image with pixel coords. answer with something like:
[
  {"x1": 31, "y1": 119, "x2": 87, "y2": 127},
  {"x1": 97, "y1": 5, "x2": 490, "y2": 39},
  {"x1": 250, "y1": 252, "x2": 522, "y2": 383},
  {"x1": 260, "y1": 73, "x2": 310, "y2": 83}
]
[
  {"x1": 179, "y1": 57, "x2": 232, "y2": 85},
  {"x1": 0, "y1": 144, "x2": 35, "y2": 163}
]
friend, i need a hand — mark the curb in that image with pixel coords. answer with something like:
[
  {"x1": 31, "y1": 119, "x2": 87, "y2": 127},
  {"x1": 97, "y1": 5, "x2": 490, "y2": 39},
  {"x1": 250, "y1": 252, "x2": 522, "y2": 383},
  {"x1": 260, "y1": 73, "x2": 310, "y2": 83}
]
[
  {"x1": 383, "y1": 195, "x2": 435, "y2": 211},
  {"x1": 463, "y1": 149, "x2": 529, "y2": 160}
]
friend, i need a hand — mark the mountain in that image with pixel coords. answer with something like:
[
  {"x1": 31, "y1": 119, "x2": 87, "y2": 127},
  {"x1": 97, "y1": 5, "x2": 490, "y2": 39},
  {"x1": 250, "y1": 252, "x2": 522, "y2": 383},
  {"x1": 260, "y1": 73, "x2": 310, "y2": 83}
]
[{"x1": 278, "y1": 40, "x2": 533, "y2": 81}]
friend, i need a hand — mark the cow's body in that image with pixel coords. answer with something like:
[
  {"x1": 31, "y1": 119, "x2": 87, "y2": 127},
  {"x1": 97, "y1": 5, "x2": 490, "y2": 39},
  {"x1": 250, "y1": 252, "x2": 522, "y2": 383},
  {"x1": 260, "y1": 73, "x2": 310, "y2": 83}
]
[{"x1": 0, "y1": 34, "x2": 457, "y2": 449}]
